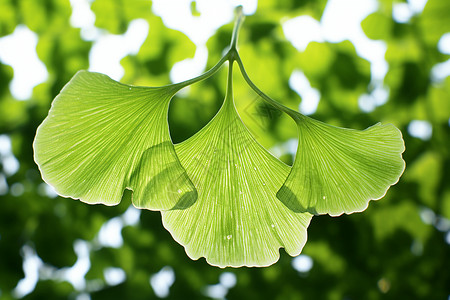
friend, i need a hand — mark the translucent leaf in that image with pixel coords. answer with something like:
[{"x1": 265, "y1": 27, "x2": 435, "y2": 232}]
[
  {"x1": 33, "y1": 71, "x2": 196, "y2": 210},
  {"x1": 277, "y1": 115, "x2": 405, "y2": 216},
  {"x1": 404, "y1": 151, "x2": 442, "y2": 208},
  {"x1": 370, "y1": 201, "x2": 431, "y2": 243},
  {"x1": 419, "y1": 0, "x2": 450, "y2": 46},
  {"x1": 162, "y1": 75, "x2": 312, "y2": 267},
  {"x1": 91, "y1": 0, "x2": 152, "y2": 34},
  {"x1": 0, "y1": 0, "x2": 17, "y2": 36},
  {"x1": 361, "y1": 12, "x2": 392, "y2": 41},
  {"x1": 295, "y1": 42, "x2": 335, "y2": 79},
  {"x1": 427, "y1": 78, "x2": 450, "y2": 123}
]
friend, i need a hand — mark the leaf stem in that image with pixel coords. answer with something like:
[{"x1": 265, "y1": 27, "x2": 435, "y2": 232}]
[
  {"x1": 234, "y1": 53, "x2": 302, "y2": 121},
  {"x1": 172, "y1": 4, "x2": 303, "y2": 124},
  {"x1": 173, "y1": 54, "x2": 229, "y2": 90},
  {"x1": 171, "y1": 6, "x2": 245, "y2": 91},
  {"x1": 227, "y1": 6, "x2": 303, "y2": 122},
  {"x1": 224, "y1": 60, "x2": 234, "y2": 106},
  {"x1": 230, "y1": 6, "x2": 244, "y2": 52}
]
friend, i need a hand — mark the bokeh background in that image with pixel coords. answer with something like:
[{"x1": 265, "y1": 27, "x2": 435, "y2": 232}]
[{"x1": 0, "y1": 0, "x2": 449, "y2": 299}]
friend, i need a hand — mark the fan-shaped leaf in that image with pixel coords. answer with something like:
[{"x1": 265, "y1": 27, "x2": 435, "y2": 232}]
[
  {"x1": 162, "y1": 75, "x2": 312, "y2": 267},
  {"x1": 33, "y1": 71, "x2": 196, "y2": 210},
  {"x1": 277, "y1": 115, "x2": 405, "y2": 216}
]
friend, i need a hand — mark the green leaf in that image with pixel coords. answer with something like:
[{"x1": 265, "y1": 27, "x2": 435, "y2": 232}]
[
  {"x1": 0, "y1": 0, "x2": 17, "y2": 36},
  {"x1": 32, "y1": 7, "x2": 407, "y2": 270},
  {"x1": 295, "y1": 42, "x2": 335, "y2": 79},
  {"x1": 370, "y1": 201, "x2": 431, "y2": 243},
  {"x1": 404, "y1": 151, "x2": 442, "y2": 209},
  {"x1": 277, "y1": 116, "x2": 405, "y2": 216},
  {"x1": 162, "y1": 67, "x2": 312, "y2": 267},
  {"x1": 419, "y1": 0, "x2": 450, "y2": 46},
  {"x1": 33, "y1": 71, "x2": 197, "y2": 210},
  {"x1": 361, "y1": 12, "x2": 392, "y2": 41},
  {"x1": 91, "y1": 0, "x2": 152, "y2": 34}
]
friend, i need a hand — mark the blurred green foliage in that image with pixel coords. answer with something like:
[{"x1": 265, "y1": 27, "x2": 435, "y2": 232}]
[{"x1": 0, "y1": 0, "x2": 449, "y2": 299}]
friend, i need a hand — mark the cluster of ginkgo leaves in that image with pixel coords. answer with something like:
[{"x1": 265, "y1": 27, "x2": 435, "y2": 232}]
[{"x1": 33, "y1": 7, "x2": 405, "y2": 268}]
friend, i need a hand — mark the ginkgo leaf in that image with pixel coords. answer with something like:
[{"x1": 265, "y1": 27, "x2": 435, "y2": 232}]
[
  {"x1": 33, "y1": 70, "x2": 197, "y2": 210},
  {"x1": 234, "y1": 51, "x2": 405, "y2": 216},
  {"x1": 162, "y1": 63, "x2": 312, "y2": 268},
  {"x1": 277, "y1": 115, "x2": 405, "y2": 216},
  {"x1": 32, "y1": 6, "x2": 407, "y2": 269}
]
